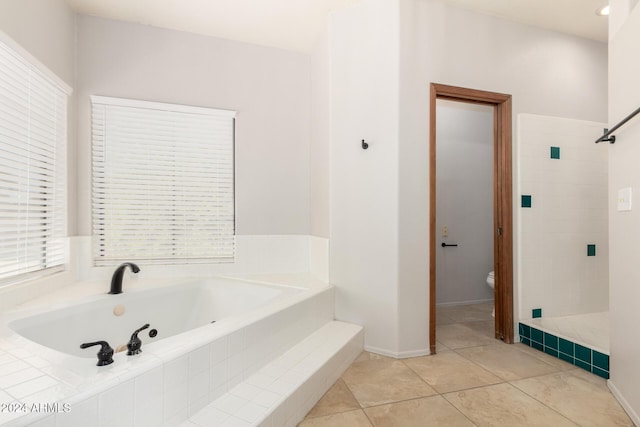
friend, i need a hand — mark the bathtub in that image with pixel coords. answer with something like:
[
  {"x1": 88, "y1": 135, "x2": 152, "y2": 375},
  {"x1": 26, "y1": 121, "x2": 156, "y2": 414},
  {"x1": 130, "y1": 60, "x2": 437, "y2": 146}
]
[
  {"x1": 0, "y1": 274, "x2": 334, "y2": 426},
  {"x1": 8, "y1": 278, "x2": 301, "y2": 359}
]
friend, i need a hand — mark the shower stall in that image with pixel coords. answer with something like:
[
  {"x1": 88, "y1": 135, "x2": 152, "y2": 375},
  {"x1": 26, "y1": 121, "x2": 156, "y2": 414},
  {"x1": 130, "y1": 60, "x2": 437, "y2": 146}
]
[{"x1": 516, "y1": 113, "x2": 610, "y2": 378}]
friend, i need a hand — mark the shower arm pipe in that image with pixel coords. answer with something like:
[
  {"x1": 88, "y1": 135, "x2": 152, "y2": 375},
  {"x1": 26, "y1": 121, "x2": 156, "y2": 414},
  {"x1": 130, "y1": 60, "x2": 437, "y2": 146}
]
[{"x1": 595, "y1": 106, "x2": 640, "y2": 144}]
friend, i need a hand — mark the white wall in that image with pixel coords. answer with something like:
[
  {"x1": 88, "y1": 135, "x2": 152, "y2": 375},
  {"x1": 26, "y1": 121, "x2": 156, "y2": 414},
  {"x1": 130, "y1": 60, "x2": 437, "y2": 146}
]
[
  {"x1": 75, "y1": 15, "x2": 311, "y2": 237},
  {"x1": 517, "y1": 114, "x2": 608, "y2": 319},
  {"x1": 0, "y1": 0, "x2": 78, "y2": 234},
  {"x1": 328, "y1": 0, "x2": 401, "y2": 356},
  {"x1": 607, "y1": 1, "x2": 640, "y2": 423},
  {"x1": 397, "y1": 0, "x2": 608, "y2": 351},
  {"x1": 435, "y1": 101, "x2": 494, "y2": 305},
  {"x1": 0, "y1": 0, "x2": 75, "y2": 86},
  {"x1": 310, "y1": 23, "x2": 331, "y2": 238}
]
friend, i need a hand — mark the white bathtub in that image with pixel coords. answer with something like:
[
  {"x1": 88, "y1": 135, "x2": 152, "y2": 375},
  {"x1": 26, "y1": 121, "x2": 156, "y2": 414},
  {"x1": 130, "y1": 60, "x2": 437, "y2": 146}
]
[
  {"x1": 8, "y1": 278, "x2": 301, "y2": 358},
  {"x1": 0, "y1": 274, "x2": 334, "y2": 426}
]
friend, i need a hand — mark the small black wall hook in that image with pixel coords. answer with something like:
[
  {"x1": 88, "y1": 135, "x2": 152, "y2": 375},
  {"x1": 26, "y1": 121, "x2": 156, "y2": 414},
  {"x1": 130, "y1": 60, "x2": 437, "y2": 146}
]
[{"x1": 362, "y1": 139, "x2": 369, "y2": 150}]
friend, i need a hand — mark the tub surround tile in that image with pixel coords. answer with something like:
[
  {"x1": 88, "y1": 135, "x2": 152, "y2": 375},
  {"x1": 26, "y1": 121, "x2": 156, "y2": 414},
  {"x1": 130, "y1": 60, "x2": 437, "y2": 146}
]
[
  {"x1": 521, "y1": 195, "x2": 532, "y2": 208},
  {"x1": 133, "y1": 365, "x2": 164, "y2": 409},
  {"x1": 550, "y1": 146, "x2": 561, "y2": 159},
  {"x1": 190, "y1": 405, "x2": 230, "y2": 426},
  {"x1": 0, "y1": 275, "x2": 336, "y2": 426},
  {"x1": 364, "y1": 395, "x2": 475, "y2": 427},
  {"x1": 98, "y1": 379, "x2": 134, "y2": 426},
  {"x1": 6, "y1": 375, "x2": 58, "y2": 399},
  {"x1": 27, "y1": 415, "x2": 56, "y2": 427},
  {"x1": 187, "y1": 321, "x2": 363, "y2": 427}
]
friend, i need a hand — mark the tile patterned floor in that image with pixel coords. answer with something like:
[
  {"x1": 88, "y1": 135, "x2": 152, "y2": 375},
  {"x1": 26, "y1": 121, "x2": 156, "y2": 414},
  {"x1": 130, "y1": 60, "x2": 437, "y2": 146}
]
[{"x1": 299, "y1": 303, "x2": 633, "y2": 426}]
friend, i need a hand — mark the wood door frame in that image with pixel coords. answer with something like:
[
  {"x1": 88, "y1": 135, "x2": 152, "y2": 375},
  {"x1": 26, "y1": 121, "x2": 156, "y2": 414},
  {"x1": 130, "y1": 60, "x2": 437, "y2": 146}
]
[{"x1": 429, "y1": 83, "x2": 514, "y2": 354}]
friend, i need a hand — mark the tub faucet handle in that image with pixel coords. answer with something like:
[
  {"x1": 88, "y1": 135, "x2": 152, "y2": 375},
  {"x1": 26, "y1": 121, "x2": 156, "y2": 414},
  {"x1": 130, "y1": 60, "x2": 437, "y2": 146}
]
[
  {"x1": 80, "y1": 341, "x2": 114, "y2": 366},
  {"x1": 127, "y1": 323, "x2": 150, "y2": 356}
]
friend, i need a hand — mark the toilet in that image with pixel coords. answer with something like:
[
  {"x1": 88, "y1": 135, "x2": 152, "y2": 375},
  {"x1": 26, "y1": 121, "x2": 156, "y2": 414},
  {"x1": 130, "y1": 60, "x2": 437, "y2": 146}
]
[
  {"x1": 486, "y1": 271, "x2": 495, "y2": 317},
  {"x1": 486, "y1": 271, "x2": 494, "y2": 289}
]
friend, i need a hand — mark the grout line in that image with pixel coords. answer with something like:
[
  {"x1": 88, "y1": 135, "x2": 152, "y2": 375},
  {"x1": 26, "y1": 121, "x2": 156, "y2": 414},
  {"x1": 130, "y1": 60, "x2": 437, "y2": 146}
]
[{"x1": 509, "y1": 378, "x2": 583, "y2": 426}]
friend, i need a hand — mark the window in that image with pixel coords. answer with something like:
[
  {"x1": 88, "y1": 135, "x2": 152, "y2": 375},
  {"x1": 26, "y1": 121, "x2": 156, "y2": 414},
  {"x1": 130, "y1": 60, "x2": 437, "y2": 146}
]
[
  {"x1": 0, "y1": 38, "x2": 68, "y2": 284},
  {"x1": 91, "y1": 96, "x2": 236, "y2": 265}
]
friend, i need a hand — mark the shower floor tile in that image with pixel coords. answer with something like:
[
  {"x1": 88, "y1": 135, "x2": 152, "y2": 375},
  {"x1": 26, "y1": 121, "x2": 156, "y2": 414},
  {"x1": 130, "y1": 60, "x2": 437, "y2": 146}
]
[{"x1": 523, "y1": 311, "x2": 609, "y2": 354}]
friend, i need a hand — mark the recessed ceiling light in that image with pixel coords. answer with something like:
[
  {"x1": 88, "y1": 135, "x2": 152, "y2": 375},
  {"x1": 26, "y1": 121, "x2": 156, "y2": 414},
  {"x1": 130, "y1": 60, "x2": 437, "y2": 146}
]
[{"x1": 596, "y1": 5, "x2": 610, "y2": 16}]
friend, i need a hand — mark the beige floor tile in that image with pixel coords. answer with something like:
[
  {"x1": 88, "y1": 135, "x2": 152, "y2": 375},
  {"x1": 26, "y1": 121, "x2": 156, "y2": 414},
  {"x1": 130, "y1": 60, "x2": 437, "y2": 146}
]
[
  {"x1": 512, "y1": 369, "x2": 634, "y2": 426},
  {"x1": 341, "y1": 358, "x2": 437, "y2": 407},
  {"x1": 444, "y1": 382, "x2": 577, "y2": 426},
  {"x1": 305, "y1": 379, "x2": 361, "y2": 419},
  {"x1": 436, "y1": 340, "x2": 450, "y2": 352},
  {"x1": 353, "y1": 351, "x2": 393, "y2": 363},
  {"x1": 298, "y1": 409, "x2": 372, "y2": 426},
  {"x1": 456, "y1": 343, "x2": 561, "y2": 381},
  {"x1": 463, "y1": 320, "x2": 495, "y2": 339},
  {"x1": 404, "y1": 351, "x2": 502, "y2": 393},
  {"x1": 436, "y1": 323, "x2": 498, "y2": 349},
  {"x1": 436, "y1": 311, "x2": 457, "y2": 325},
  {"x1": 438, "y1": 303, "x2": 493, "y2": 323},
  {"x1": 364, "y1": 395, "x2": 474, "y2": 427}
]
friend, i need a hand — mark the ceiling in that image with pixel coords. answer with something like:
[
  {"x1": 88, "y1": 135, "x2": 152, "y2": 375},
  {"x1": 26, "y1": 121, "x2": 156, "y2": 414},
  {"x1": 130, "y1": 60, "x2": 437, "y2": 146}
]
[{"x1": 64, "y1": 0, "x2": 609, "y2": 53}]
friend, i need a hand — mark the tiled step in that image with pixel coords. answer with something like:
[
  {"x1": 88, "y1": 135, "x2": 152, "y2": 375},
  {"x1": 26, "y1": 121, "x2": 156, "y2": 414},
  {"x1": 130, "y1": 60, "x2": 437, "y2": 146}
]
[{"x1": 182, "y1": 321, "x2": 363, "y2": 427}]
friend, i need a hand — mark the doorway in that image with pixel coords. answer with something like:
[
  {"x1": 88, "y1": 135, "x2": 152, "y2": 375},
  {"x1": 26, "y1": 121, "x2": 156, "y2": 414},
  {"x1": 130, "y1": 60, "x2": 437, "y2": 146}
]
[{"x1": 429, "y1": 83, "x2": 514, "y2": 354}]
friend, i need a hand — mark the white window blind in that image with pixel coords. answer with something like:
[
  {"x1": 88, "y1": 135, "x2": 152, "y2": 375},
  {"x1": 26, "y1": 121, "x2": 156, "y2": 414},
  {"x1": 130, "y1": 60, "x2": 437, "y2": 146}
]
[
  {"x1": 91, "y1": 96, "x2": 236, "y2": 265},
  {"x1": 0, "y1": 39, "x2": 68, "y2": 284}
]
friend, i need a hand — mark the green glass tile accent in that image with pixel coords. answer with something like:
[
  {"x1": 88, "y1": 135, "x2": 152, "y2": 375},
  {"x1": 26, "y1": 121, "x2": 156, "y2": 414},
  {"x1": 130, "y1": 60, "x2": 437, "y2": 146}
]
[
  {"x1": 593, "y1": 351, "x2": 610, "y2": 371},
  {"x1": 559, "y1": 352, "x2": 574, "y2": 365},
  {"x1": 575, "y1": 359, "x2": 591, "y2": 372},
  {"x1": 592, "y1": 367, "x2": 610, "y2": 379},
  {"x1": 521, "y1": 195, "x2": 532, "y2": 208},
  {"x1": 519, "y1": 323, "x2": 531, "y2": 339},
  {"x1": 550, "y1": 146, "x2": 560, "y2": 159},
  {"x1": 532, "y1": 308, "x2": 542, "y2": 318},
  {"x1": 544, "y1": 347, "x2": 559, "y2": 357},
  {"x1": 544, "y1": 333, "x2": 558, "y2": 350},
  {"x1": 521, "y1": 337, "x2": 531, "y2": 346},
  {"x1": 587, "y1": 244, "x2": 596, "y2": 257},
  {"x1": 531, "y1": 328, "x2": 543, "y2": 344},
  {"x1": 531, "y1": 341, "x2": 543, "y2": 351},
  {"x1": 559, "y1": 338, "x2": 574, "y2": 356},
  {"x1": 575, "y1": 344, "x2": 592, "y2": 364}
]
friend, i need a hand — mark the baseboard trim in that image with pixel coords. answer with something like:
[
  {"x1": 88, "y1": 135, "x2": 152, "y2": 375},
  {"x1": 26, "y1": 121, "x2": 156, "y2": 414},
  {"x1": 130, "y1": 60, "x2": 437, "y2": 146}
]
[
  {"x1": 608, "y1": 379, "x2": 640, "y2": 426},
  {"x1": 364, "y1": 345, "x2": 430, "y2": 359},
  {"x1": 436, "y1": 298, "x2": 493, "y2": 307}
]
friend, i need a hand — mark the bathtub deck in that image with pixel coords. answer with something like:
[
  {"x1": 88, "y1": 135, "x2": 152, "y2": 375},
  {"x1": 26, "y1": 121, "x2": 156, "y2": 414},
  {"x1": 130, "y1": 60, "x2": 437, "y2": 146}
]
[{"x1": 183, "y1": 321, "x2": 364, "y2": 427}]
